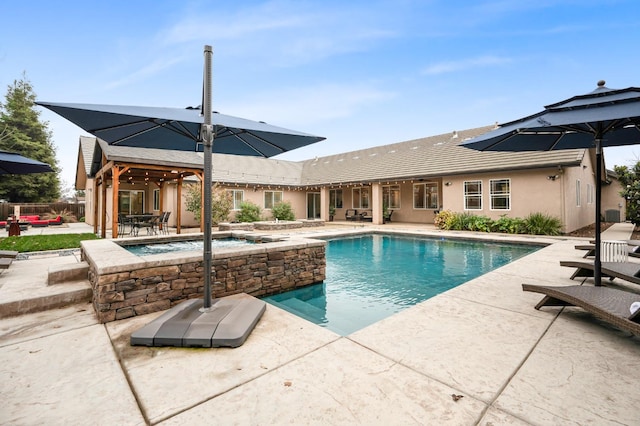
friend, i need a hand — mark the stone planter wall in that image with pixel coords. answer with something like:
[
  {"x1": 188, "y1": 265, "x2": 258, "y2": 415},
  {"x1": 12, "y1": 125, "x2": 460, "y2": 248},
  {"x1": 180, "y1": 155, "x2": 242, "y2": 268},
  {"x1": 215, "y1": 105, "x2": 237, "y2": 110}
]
[{"x1": 83, "y1": 238, "x2": 326, "y2": 323}]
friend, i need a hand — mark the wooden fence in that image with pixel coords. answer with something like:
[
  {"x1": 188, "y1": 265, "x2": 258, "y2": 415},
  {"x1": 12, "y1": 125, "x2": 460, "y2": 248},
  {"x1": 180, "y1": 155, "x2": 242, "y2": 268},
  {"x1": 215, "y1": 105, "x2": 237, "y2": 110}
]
[{"x1": 0, "y1": 203, "x2": 85, "y2": 221}]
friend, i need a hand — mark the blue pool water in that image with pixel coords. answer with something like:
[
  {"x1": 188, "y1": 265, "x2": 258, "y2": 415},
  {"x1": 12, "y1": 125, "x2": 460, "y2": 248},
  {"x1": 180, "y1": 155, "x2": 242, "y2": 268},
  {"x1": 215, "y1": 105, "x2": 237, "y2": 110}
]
[
  {"x1": 124, "y1": 238, "x2": 250, "y2": 255},
  {"x1": 263, "y1": 234, "x2": 539, "y2": 335}
]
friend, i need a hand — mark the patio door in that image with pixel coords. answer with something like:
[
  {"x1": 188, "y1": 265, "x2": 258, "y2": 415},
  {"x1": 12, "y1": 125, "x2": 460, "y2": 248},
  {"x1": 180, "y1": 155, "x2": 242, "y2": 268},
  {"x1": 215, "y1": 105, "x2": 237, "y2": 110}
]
[
  {"x1": 307, "y1": 192, "x2": 321, "y2": 219},
  {"x1": 119, "y1": 190, "x2": 145, "y2": 215}
]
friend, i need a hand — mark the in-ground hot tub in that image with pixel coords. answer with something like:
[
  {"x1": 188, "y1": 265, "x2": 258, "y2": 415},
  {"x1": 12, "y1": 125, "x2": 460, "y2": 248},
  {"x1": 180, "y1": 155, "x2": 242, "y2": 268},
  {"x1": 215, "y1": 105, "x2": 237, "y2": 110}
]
[{"x1": 81, "y1": 231, "x2": 326, "y2": 323}]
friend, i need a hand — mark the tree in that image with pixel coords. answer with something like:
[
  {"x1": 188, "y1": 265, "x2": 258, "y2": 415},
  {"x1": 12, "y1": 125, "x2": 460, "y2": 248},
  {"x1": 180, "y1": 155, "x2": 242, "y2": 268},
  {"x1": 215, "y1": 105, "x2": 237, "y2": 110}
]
[
  {"x1": 0, "y1": 74, "x2": 60, "y2": 202},
  {"x1": 184, "y1": 181, "x2": 233, "y2": 225},
  {"x1": 614, "y1": 162, "x2": 640, "y2": 224}
]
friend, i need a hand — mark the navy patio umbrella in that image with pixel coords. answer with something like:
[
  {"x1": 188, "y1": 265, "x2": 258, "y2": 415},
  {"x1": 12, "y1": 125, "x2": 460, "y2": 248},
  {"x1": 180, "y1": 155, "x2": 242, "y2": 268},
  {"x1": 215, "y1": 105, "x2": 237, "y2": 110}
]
[
  {"x1": 38, "y1": 46, "x2": 325, "y2": 347},
  {"x1": 462, "y1": 80, "x2": 640, "y2": 286},
  {"x1": 0, "y1": 150, "x2": 54, "y2": 174}
]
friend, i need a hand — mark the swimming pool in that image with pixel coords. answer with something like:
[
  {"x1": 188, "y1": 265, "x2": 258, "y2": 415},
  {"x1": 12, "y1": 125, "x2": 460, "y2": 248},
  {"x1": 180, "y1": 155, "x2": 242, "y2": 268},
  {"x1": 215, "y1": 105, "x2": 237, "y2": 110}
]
[{"x1": 263, "y1": 234, "x2": 539, "y2": 335}]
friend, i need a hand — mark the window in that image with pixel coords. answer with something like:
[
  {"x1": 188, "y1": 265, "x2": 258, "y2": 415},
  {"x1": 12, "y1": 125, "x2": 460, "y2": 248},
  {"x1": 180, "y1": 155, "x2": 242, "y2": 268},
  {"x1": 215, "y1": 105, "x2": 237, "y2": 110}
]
[
  {"x1": 576, "y1": 180, "x2": 581, "y2": 206},
  {"x1": 464, "y1": 181, "x2": 482, "y2": 210},
  {"x1": 490, "y1": 179, "x2": 510, "y2": 210},
  {"x1": 352, "y1": 187, "x2": 370, "y2": 209},
  {"x1": 587, "y1": 183, "x2": 594, "y2": 204},
  {"x1": 329, "y1": 189, "x2": 343, "y2": 209},
  {"x1": 413, "y1": 183, "x2": 438, "y2": 209},
  {"x1": 383, "y1": 185, "x2": 401, "y2": 209},
  {"x1": 153, "y1": 189, "x2": 160, "y2": 211},
  {"x1": 264, "y1": 191, "x2": 283, "y2": 209},
  {"x1": 118, "y1": 190, "x2": 145, "y2": 215},
  {"x1": 228, "y1": 190, "x2": 244, "y2": 210}
]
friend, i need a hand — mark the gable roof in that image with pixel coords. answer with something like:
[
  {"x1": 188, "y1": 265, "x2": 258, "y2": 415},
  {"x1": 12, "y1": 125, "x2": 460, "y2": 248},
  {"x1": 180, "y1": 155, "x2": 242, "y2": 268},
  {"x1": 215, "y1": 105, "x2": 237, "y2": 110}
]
[{"x1": 77, "y1": 124, "x2": 587, "y2": 187}]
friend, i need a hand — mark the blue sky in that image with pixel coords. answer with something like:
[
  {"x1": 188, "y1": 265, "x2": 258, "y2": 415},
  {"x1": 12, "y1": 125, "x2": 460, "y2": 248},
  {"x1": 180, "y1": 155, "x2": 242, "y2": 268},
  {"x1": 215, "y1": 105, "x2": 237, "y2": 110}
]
[{"x1": 1, "y1": 0, "x2": 639, "y2": 188}]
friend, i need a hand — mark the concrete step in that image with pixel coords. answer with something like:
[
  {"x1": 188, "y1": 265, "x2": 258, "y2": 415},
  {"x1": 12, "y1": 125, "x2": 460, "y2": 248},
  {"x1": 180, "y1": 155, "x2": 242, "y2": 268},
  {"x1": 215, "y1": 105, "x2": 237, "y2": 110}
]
[
  {"x1": 48, "y1": 262, "x2": 90, "y2": 285},
  {"x1": 0, "y1": 279, "x2": 92, "y2": 319}
]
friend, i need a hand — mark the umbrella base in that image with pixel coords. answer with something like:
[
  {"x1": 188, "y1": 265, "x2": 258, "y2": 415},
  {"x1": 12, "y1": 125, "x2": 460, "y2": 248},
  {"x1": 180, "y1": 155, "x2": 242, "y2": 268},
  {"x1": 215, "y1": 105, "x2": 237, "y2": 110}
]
[{"x1": 130, "y1": 295, "x2": 265, "y2": 348}]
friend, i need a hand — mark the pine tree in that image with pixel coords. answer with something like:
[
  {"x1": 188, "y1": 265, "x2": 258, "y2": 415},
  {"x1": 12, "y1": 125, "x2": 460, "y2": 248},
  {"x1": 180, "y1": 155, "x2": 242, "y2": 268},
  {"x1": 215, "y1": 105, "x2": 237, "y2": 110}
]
[{"x1": 0, "y1": 74, "x2": 60, "y2": 202}]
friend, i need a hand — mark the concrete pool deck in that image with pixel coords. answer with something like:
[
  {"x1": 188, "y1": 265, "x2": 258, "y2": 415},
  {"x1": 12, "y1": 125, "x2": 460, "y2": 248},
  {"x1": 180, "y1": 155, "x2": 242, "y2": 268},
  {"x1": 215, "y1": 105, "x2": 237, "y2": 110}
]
[{"x1": 1, "y1": 222, "x2": 639, "y2": 424}]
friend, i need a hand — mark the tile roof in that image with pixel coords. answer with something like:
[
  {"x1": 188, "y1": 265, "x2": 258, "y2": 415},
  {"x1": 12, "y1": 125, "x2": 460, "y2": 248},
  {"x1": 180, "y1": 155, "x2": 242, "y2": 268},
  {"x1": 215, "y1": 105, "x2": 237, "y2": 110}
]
[
  {"x1": 81, "y1": 125, "x2": 587, "y2": 186},
  {"x1": 299, "y1": 126, "x2": 586, "y2": 185}
]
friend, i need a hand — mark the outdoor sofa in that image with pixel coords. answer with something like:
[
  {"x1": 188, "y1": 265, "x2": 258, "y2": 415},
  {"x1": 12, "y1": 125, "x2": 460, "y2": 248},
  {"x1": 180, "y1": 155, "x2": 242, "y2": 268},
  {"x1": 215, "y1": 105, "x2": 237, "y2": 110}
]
[{"x1": 522, "y1": 284, "x2": 640, "y2": 335}]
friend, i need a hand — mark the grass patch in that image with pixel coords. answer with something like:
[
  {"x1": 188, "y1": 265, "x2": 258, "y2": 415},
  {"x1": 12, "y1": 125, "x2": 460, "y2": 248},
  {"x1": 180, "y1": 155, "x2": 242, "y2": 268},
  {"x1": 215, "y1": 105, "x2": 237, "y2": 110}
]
[{"x1": 0, "y1": 233, "x2": 100, "y2": 253}]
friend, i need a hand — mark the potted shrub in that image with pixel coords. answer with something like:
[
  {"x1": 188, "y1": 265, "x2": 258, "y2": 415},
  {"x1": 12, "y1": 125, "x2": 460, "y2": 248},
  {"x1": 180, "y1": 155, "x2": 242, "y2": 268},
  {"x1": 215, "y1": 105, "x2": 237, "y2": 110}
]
[{"x1": 329, "y1": 206, "x2": 336, "y2": 221}]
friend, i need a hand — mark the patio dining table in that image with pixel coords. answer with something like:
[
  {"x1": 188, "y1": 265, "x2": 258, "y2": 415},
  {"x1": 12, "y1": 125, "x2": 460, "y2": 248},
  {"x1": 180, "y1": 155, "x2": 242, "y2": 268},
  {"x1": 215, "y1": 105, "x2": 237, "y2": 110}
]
[{"x1": 126, "y1": 214, "x2": 161, "y2": 236}]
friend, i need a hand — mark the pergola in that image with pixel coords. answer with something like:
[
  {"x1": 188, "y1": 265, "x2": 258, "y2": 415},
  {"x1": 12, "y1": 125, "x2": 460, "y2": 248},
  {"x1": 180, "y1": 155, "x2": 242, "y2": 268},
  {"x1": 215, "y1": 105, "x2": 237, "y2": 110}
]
[{"x1": 91, "y1": 159, "x2": 203, "y2": 238}]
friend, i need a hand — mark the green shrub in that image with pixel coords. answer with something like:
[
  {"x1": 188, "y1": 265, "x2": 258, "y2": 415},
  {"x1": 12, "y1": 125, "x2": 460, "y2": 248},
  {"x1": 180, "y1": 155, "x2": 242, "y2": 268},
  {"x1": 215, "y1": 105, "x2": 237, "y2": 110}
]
[
  {"x1": 468, "y1": 214, "x2": 493, "y2": 232},
  {"x1": 524, "y1": 212, "x2": 562, "y2": 235},
  {"x1": 271, "y1": 201, "x2": 295, "y2": 221},
  {"x1": 492, "y1": 215, "x2": 526, "y2": 234},
  {"x1": 236, "y1": 201, "x2": 262, "y2": 222},
  {"x1": 434, "y1": 210, "x2": 455, "y2": 229}
]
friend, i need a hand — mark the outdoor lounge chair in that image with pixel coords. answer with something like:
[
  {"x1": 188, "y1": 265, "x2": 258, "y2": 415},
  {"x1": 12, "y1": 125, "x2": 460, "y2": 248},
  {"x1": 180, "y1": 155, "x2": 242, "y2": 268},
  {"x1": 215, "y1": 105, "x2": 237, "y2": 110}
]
[
  {"x1": 559, "y1": 260, "x2": 640, "y2": 285},
  {"x1": 522, "y1": 284, "x2": 640, "y2": 335}
]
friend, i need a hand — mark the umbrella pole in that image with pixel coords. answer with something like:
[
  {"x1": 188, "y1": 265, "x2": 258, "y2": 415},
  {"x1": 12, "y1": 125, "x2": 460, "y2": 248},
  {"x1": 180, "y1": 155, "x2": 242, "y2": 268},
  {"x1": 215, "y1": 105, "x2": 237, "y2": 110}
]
[
  {"x1": 201, "y1": 45, "x2": 214, "y2": 310},
  {"x1": 594, "y1": 136, "x2": 603, "y2": 286}
]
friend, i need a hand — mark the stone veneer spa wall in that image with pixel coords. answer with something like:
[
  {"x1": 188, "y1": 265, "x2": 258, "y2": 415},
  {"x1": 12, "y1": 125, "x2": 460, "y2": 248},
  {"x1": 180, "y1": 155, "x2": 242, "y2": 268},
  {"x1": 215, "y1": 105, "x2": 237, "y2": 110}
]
[{"x1": 81, "y1": 236, "x2": 326, "y2": 323}]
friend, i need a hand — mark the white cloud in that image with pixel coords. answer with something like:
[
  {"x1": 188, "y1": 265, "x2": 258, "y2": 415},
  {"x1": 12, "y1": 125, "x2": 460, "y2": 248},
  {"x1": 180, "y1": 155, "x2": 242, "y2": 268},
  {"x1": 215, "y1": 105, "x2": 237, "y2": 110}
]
[
  {"x1": 221, "y1": 83, "x2": 396, "y2": 126},
  {"x1": 422, "y1": 55, "x2": 512, "y2": 75},
  {"x1": 159, "y1": 1, "x2": 398, "y2": 67}
]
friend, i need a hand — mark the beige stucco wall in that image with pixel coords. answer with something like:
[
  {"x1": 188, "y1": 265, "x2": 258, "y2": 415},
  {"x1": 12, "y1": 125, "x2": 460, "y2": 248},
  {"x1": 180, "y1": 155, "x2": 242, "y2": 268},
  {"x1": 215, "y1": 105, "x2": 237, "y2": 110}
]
[
  {"x1": 441, "y1": 168, "x2": 564, "y2": 223},
  {"x1": 83, "y1": 159, "x2": 625, "y2": 234},
  {"x1": 562, "y1": 158, "x2": 596, "y2": 233}
]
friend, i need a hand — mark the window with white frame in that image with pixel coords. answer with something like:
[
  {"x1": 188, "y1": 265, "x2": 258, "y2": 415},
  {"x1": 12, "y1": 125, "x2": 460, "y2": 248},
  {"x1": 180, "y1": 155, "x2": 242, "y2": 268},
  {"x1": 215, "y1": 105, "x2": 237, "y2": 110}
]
[
  {"x1": 383, "y1": 185, "x2": 401, "y2": 209},
  {"x1": 228, "y1": 190, "x2": 244, "y2": 210},
  {"x1": 264, "y1": 190, "x2": 283, "y2": 209},
  {"x1": 153, "y1": 189, "x2": 160, "y2": 211},
  {"x1": 490, "y1": 179, "x2": 510, "y2": 210},
  {"x1": 413, "y1": 183, "x2": 438, "y2": 209},
  {"x1": 576, "y1": 179, "x2": 581, "y2": 206},
  {"x1": 329, "y1": 189, "x2": 343, "y2": 209},
  {"x1": 464, "y1": 180, "x2": 482, "y2": 210},
  {"x1": 587, "y1": 183, "x2": 594, "y2": 204},
  {"x1": 352, "y1": 187, "x2": 370, "y2": 209}
]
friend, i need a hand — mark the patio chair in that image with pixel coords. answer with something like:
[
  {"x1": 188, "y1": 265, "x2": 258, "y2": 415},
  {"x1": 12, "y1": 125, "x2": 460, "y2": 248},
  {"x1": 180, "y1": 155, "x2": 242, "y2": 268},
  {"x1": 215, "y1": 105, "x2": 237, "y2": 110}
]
[
  {"x1": 137, "y1": 215, "x2": 160, "y2": 236},
  {"x1": 159, "y1": 211, "x2": 171, "y2": 235},
  {"x1": 345, "y1": 209, "x2": 359, "y2": 221},
  {"x1": 559, "y1": 260, "x2": 640, "y2": 285},
  {"x1": 522, "y1": 284, "x2": 640, "y2": 335},
  {"x1": 118, "y1": 214, "x2": 133, "y2": 237}
]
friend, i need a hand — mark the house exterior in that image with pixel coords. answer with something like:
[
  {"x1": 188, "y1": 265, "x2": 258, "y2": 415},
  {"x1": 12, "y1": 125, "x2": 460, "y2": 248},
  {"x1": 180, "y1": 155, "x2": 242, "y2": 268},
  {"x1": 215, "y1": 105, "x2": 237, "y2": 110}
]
[{"x1": 76, "y1": 125, "x2": 625, "y2": 236}]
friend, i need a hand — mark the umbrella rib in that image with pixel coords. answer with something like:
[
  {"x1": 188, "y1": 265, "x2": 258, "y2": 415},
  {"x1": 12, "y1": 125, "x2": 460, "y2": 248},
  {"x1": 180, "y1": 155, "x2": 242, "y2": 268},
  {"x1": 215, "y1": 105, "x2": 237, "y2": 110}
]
[
  {"x1": 100, "y1": 119, "x2": 199, "y2": 145},
  {"x1": 217, "y1": 127, "x2": 285, "y2": 156}
]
